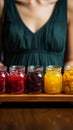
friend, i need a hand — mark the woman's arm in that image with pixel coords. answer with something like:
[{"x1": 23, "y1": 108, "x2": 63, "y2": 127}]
[
  {"x1": 65, "y1": 0, "x2": 73, "y2": 66},
  {"x1": 0, "y1": 0, "x2": 4, "y2": 66}
]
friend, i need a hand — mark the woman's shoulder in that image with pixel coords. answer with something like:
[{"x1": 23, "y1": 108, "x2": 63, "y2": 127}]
[{"x1": 0, "y1": 0, "x2": 4, "y2": 18}]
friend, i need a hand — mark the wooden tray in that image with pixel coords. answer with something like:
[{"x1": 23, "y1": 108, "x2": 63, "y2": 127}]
[{"x1": 0, "y1": 93, "x2": 73, "y2": 102}]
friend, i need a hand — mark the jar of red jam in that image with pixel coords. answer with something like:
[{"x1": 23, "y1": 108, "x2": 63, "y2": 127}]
[
  {"x1": 26, "y1": 66, "x2": 44, "y2": 94},
  {"x1": 6, "y1": 66, "x2": 26, "y2": 94},
  {"x1": 0, "y1": 66, "x2": 7, "y2": 94},
  {"x1": 44, "y1": 65, "x2": 62, "y2": 94}
]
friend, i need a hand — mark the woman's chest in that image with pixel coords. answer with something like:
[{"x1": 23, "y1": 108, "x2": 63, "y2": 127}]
[{"x1": 15, "y1": 2, "x2": 56, "y2": 33}]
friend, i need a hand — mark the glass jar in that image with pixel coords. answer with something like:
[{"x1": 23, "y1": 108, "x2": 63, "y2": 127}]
[
  {"x1": 44, "y1": 65, "x2": 62, "y2": 94},
  {"x1": 63, "y1": 66, "x2": 73, "y2": 94},
  {"x1": 26, "y1": 66, "x2": 44, "y2": 94},
  {"x1": 0, "y1": 66, "x2": 7, "y2": 93},
  {"x1": 6, "y1": 66, "x2": 26, "y2": 94}
]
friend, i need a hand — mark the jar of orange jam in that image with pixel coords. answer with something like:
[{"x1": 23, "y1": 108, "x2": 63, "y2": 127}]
[
  {"x1": 44, "y1": 66, "x2": 62, "y2": 94},
  {"x1": 63, "y1": 66, "x2": 73, "y2": 94}
]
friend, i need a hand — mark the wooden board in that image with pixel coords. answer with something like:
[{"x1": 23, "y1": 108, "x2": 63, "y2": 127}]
[{"x1": 0, "y1": 94, "x2": 73, "y2": 102}]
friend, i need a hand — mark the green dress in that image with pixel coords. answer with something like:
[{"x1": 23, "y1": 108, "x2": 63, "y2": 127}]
[{"x1": 2, "y1": 0, "x2": 67, "y2": 72}]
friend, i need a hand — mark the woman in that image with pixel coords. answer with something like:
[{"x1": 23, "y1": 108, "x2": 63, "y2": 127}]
[
  {"x1": 0, "y1": 0, "x2": 73, "y2": 71},
  {"x1": 0, "y1": 0, "x2": 73, "y2": 119}
]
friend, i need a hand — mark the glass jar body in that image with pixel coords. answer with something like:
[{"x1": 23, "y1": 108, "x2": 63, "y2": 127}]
[
  {"x1": 44, "y1": 66, "x2": 62, "y2": 94},
  {"x1": 26, "y1": 66, "x2": 44, "y2": 94},
  {"x1": 0, "y1": 66, "x2": 7, "y2": 93},
  {"x1": 6, "y1": 66, "x2": 26, "y2": 94},
  {"x1": 63, "y1": 66, "x2": 73, "y2": 94}
]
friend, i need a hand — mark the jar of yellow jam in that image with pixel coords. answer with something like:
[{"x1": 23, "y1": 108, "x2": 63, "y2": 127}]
[
  {"x1": 44, "y1": 66, "x2": 62, "y2": 94},
  {"x1": 63, "y1": 66, "x2": 73, "y2": 94}
]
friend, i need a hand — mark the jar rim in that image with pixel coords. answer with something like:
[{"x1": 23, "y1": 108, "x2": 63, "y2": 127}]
[
  {"x1": 0, "y1": 66, "x2": 7, "y2": 71},
  {"x1": 46, "y1": 65, "x2": 62, "y2": 71},
  {"x1": 9, "y1": 65, "x2": 25, "y2": 71},
  {"x1": 27, "y1": 65, "x2": 43, "y2": 72},
  {"x1": 64, "y1": 65, "x2": 73, "y2": 70}
]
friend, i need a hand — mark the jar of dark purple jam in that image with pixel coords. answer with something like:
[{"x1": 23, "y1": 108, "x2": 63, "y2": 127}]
[
  {"x1": 0, "y1": 66, "x2": 7, "y2": 93},
  {"x1": 26, "y1": 66, "x2": 44, "y2": 94},
  {"x1": 6, "y1": 66, "x2": 26, "y2": 94}
]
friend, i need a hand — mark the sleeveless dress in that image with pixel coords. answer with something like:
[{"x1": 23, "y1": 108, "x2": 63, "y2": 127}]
[{"x1": 2, "y1": 0, "x2": 67, "y2": 72}]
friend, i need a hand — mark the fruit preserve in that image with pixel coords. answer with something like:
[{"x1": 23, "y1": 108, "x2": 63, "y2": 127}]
[
  {"x1": 6, "y1": 66, "x2": 26, "y2": 94},
  {"x1": 44, "y1": 66, "x2": 62, "y2": 94},
  {"x1": 26, "y1": 66, "x2": 44, "y2": 94},
  {"x1": 0, "y1": 66, "x2": 7, "y2": 93},
  {"x1": 63, "y1": 66, "x2": 73, "y2": 94}
]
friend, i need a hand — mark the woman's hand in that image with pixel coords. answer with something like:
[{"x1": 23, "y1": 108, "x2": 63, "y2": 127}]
[{"x1": 0, "y1": 62, "x2": 4, "y2": 67}]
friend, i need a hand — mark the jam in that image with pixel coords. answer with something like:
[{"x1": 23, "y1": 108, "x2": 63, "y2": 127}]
[
  {"x1": 63, "y1": 66, "x2": 73, "y2": 94},
  {"x1": 44, "y1": 66, "x2": 62, "y2": 94},
  {"x1": 26, "y1": 66, "x2": 44, "y2": 93},
  {"x1": 0, "y1": 66, "x2": 7, "y2": 93},
  {"x1": 6, "y1": 66, "x2": 26, "y2": 94}
]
